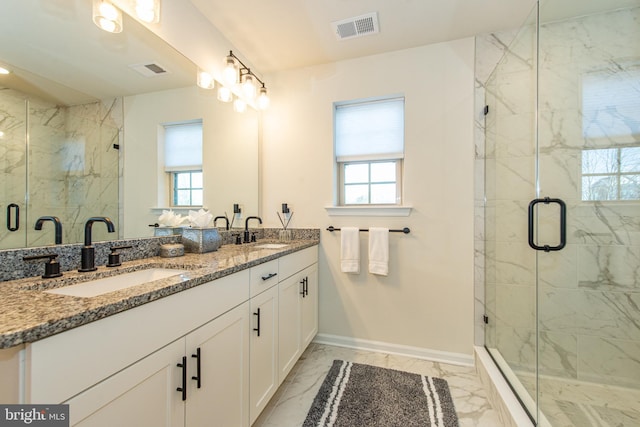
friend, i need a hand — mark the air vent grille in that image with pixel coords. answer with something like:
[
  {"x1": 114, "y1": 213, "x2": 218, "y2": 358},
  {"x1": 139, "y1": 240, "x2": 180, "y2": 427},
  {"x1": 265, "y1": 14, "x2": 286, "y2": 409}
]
[
  {"x1": 129, "y1": 62, "x2": 169, "y2": 77},
  {"x1": 331, "y1": 12, "x2": 379, "y2": 41}
]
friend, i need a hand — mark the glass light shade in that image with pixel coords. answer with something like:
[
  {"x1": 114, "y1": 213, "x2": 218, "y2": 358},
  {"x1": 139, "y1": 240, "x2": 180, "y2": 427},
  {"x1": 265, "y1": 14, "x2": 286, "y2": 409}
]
[
  {"x1": 0, "y1": 66, "x2": 10, "y2": 75},
  {"x1": 217, "y1": 86, "x2": 232, "y2": 103},
  {"x1": 241, "y1": 74, "x2": 257, "y2": 100},
  {"x1": 233, "y1": 98, "x2": 247, "y2": 113},
  {"x1": 257, "y1": 86, "x2": 270, "y2": 110},
  {"x1": 222, "y1": 57, "x2": 238, "y2": 86},
  {"x1": 93, "y1": 0, "x2": 123, "y2": 33},
  {"x1": 197, "y1": 70, "x2": 215, "y2": 89},
  {"x1": 135, "y1": 0, "x2": 160, "y2": 23}
]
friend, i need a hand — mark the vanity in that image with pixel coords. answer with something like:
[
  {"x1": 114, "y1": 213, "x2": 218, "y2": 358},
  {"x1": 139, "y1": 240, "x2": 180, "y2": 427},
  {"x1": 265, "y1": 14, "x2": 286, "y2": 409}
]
[{"x1": 0, "y1": 240, "x2": 318, "y2": 426}]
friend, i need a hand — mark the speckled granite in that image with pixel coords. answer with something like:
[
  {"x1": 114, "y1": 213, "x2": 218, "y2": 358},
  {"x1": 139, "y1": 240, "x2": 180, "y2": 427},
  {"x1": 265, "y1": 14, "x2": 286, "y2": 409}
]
[
  {"x1": 0, "y1": 228, "x2": 319, "y2": 282},
  {"x1": 0, "y1": 238, "x2": 318, "y2": 349}
]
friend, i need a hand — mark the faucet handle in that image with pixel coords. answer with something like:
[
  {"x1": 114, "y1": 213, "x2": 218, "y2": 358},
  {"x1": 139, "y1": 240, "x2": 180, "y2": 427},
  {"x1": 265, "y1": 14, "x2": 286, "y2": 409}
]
[
  {"x1": 23, "y1": 253, "x2": 63, "y2": 279},
  {"x1": 107, "y1": 245, "x2": 133, "y2": 268}
]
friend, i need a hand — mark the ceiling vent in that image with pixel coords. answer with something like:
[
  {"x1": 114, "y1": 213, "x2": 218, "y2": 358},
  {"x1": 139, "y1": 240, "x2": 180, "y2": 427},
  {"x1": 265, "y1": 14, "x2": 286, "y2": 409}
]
[
  {"x1": 129, "y1": 62, "x2": 169, "y2": 77},
  {"x1": 331, "y1": 12, "x2": 379, "y2": 41}
]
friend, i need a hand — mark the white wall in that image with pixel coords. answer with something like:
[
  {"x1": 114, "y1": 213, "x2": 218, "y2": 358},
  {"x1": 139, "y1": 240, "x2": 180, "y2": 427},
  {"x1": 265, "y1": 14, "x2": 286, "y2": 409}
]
[
  {"x1": 123, "y1": 86, "x2": 258, "y2": 238},
  {"x1": 261, "y1": 38, "x2": 476, "y2": 358}
]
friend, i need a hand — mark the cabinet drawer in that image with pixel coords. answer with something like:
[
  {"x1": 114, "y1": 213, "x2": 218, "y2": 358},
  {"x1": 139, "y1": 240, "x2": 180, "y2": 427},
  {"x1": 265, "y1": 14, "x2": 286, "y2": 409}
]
[
  {"x1": 250, "y1": 260, "x2": 279, "y2": 297},
  {"x1": 279, "y1": 246, "x2": 318, "y2": 280},
  {"x1": 26, "y1": 269, "x2": 250, "y2": 404}
]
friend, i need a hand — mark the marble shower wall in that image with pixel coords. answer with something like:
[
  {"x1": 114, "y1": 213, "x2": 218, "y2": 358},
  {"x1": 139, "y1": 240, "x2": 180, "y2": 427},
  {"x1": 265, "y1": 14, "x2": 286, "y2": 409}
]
[
  {"x1": 479, "y1": 4, "x2": 640, "y2": 396},
  {"x1": 536, "y1": 6, "x2": 640, "y2": 389},
  {"x1": 0, "y1": 88, "x2": 120, "y2": 248}
]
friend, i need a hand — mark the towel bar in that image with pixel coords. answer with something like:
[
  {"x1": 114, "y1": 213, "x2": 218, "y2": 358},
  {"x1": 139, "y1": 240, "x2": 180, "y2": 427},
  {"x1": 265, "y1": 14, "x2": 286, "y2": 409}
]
[{"x1": 326, "y1": 226, "x2": 410, "y2": 234}]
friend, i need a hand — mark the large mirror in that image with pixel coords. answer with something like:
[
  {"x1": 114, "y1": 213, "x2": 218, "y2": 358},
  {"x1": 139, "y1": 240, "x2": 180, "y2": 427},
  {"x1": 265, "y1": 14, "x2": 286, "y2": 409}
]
[{"x1": 0, "y1": 0, "x2": 259, "y2": 249}]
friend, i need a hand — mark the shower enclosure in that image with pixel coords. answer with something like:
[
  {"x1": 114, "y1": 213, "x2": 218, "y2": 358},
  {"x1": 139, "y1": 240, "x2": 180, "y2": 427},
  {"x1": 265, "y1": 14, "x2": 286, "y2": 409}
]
[
  {"x1": 0, "y1": 89, "x2": 120, "y2": 249},
  {"x1": 483, "y1": 0, "x2": 640, "y2": 425}
]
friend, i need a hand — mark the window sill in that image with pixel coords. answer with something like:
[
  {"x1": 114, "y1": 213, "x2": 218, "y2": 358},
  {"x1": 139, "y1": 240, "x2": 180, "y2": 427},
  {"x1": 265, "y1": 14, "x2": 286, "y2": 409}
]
[
  {"x1": 324, "y1": 206, "x2": 412, "y2": 217},
  {"x1": 150, "y1": 206, "x2": 204, "y2": 213}
]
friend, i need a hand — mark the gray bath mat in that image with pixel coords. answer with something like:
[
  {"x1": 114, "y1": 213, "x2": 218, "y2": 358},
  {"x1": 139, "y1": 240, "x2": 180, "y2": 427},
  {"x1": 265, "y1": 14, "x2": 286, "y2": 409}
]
[{"x1": 303, "y1": 359, "x2": 459, "y2": 427}]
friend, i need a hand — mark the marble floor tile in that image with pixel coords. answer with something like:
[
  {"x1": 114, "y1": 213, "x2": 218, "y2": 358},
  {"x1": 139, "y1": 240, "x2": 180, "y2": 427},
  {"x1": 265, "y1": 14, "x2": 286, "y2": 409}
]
[{"x1": 253, "y1": 343, "x2": 504, "y2": 427}]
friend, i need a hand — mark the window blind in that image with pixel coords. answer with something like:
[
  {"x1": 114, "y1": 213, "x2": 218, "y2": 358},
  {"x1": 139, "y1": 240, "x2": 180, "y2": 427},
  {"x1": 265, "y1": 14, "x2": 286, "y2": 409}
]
[
  {"x1": 335, "y1": 97, "x2": 404, "y2": 162},
  {"x1": 164, "y1": 121, "x2": 203, "y2": 171}
]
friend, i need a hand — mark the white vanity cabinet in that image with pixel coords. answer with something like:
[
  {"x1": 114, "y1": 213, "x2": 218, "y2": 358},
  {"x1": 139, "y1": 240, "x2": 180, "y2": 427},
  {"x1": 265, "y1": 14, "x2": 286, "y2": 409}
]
[
  {"x1": 4, "y1": 243, "x2": 319, "y2": 427},
  {"x1": 24, "y1": 270, "x2": 250, "y2": 426},
  {"x1": 277, "y1": 246, "x2": 318, "y2": 384},
  {"x1": 66, "y1": 301, "x2": 250, "y2": 427},
  {"x1": 249, "y1": 285, "x2": 279, "y2": 424}
]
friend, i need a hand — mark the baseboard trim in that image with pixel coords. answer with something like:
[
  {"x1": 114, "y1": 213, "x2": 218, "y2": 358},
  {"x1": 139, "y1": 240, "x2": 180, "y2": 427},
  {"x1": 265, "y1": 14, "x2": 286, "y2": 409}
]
[{"x1": 313, "y1": 333, "x2": 474, "y2": 367}]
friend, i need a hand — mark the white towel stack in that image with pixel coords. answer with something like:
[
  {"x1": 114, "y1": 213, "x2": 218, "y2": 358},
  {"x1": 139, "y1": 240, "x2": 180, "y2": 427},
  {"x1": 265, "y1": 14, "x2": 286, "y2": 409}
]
[
  {"x1": 368, "y1": 227, "x2": 389, "y2": 276},
  {"x1": 340, "y1": 227, "x2": 360, "y2": 274}
]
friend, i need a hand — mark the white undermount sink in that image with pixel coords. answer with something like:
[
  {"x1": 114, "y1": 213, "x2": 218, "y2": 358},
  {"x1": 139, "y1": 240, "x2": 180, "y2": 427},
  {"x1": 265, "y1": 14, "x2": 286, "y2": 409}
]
[
  {"x1": 45, "y1": 268, "x2": 188, "y2": 298},
  {"x1": 254, "y1": 243, "x2": 289, "y2": 249}
]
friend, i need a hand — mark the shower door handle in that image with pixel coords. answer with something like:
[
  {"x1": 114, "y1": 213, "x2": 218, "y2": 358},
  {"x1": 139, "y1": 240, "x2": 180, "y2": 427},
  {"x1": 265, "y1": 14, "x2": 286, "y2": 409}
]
[
  {"x1": 528, "y1": 197, "x2": 566, "y2": 252},
  {"x1": 7, "y1": 203, "x2": 19, "y2": 232}
]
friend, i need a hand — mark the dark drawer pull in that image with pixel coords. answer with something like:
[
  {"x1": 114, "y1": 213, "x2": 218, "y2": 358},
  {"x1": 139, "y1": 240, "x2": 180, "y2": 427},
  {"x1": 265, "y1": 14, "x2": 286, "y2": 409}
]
[
  {"x1": 261, "y1": 272, "x2": 277, "y2": 281},
  {"x1": 191, "y1": 348, "x2": 201, "y2": 389},
  {"x1": 253, "y1": 308, "x2": 261, "y2": 337},
  {"x1": 177, "y1": 356, "x2": 187, "y2": 401}
]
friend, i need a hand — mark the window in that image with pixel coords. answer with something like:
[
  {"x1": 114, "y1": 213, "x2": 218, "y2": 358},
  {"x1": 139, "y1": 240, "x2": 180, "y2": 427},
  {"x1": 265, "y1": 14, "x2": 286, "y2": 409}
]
[
  {"x1": 164, "y1": 121, "x2": 203, "y2": 207},
  {"x1": 335, "y1": 97, "x2": 404, "y2": 205},
  {"x1": 580, "y1": 66, "x2": 640, "y2": 201},
  {"x1": 582, "y1": 147, "x2": 640, "y2": 201}
]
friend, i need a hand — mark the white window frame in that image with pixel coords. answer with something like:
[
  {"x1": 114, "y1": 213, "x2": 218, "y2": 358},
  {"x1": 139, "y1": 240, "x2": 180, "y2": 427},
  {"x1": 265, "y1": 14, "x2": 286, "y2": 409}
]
[
  {"x1": 334, "y1": 96, "x2": 405, "y2": 207},
  {"x1": 161, "y1": 120, "x2": 203, "y2": 208},
  {"x1": 171, "y1": 170, "x2": 203, "y2": 207}
]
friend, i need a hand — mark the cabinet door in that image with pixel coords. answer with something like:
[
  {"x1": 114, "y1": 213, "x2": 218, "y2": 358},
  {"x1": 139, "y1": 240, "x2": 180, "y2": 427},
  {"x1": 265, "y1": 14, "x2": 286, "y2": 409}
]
[
  {"x1": 249, "y1": 286, "x2": 279, "y2": 424},
  {"x1": 66, "y1": 339, "x2": 185, "y2": 427},
  {"x1": 301, "y1": 263, "x2": 318, "y2": 349},
  {"x1": 185, "y1": 301, "x2": 250, "y2": 427},
  {"x1": 278, "y1": 272, "x2": 303, "y2": 384}
]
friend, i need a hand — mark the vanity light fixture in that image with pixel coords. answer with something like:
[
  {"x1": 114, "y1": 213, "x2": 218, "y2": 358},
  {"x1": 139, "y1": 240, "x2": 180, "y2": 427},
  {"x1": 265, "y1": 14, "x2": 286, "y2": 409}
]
[
  {"x1": 257, "y1": 84, "x2": 270, "y2": 110},
  {"x1": 197, "y1": 69, "x2": 215, "y2": 89},
  {"x1": 92, "y1": 0, "x2": 123, "y2": 33},
  {"x1": 219, "y1": 50, "x2": 270, "y2": 111},
  {"x1": 241, "y1": 73, "x2": 257, "y2": 100},
  {"x1": 134, "y1": 0, "x2": 160, "y2": 23},
  {"x1": 222, "y1": 54, "x2": 238, "y2": 87}
]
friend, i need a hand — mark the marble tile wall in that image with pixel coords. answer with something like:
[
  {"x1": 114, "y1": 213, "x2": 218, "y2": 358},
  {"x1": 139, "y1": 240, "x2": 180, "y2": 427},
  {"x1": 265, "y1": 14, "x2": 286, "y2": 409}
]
[
  {"x1": 477, "y1": 4, "x2": 640, "y2": 422},
  {"x1": 0, "y1": 88, "x2": 120, "y2": 249}
]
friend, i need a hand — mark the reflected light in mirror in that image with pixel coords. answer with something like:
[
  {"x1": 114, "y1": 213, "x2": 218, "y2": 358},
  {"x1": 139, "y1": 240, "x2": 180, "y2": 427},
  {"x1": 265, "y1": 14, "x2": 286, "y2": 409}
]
[
  {"x1": 197, "y1": 69, "x2": 215, "y2": 89},
  {"x1": 93, "y1": 0, "x2": 123, "y2": 33},
  {"x1": 217, "y1": 86, "x2": 233, "y2": 102},
  {"x1": 135, "y1": 0, "x2": 161, "y2": 23},
  {"x1": 233, "y1": 97, "x2": 247, "y2": 113}
]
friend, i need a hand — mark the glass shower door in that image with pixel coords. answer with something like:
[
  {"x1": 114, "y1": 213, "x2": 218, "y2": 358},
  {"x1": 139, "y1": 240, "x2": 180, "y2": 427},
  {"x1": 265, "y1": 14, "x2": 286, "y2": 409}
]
[
  {"x1": 536, "y1": 0, "x2": 640, "y2": 425},
  {"x1": 0, "y1": 90, "x2": 27, "y2": 249},
  {"x1": 483, "y1": 4, "x2": 539, "y2": 423}
]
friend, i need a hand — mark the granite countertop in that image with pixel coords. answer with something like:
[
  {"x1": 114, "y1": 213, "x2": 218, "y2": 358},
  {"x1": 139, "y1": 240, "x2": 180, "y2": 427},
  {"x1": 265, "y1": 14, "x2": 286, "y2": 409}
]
[{"x1": 0, "y1": 239, "x2": 318, "y2": 349}]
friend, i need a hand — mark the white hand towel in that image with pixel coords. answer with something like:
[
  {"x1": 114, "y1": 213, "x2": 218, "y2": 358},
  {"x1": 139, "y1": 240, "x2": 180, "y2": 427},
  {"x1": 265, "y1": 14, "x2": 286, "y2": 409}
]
[
  {"x1": 369, "y1": 227, "x2": 389, "y2": 276},
  {"x1": 340, "y1": 227, "x2": 360, "y2": 274}
]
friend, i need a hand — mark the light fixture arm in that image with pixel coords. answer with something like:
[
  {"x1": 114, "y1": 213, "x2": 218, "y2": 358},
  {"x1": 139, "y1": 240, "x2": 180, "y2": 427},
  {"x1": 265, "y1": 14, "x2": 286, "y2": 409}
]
[{"x1": 228, "y1": 50, "x2": 266, "y2": 88}]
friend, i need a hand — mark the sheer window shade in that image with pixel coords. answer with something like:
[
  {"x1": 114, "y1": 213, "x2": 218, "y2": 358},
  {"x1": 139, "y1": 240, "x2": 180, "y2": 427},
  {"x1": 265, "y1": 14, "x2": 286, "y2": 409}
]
[
  {"x1": 164, "y1": 121, "x2": 203, "y2": 171},
  {"x1": 335, "y1": 97, "x2": 404, "y2": 162}
]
